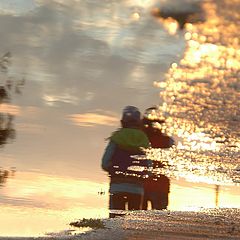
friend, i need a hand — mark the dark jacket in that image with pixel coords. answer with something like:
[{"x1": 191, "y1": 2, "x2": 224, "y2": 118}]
[{"x1": 102, "y1": 128, "x2": 150, "y2": 194}]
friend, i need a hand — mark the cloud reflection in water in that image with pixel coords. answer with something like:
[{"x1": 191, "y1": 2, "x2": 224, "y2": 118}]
[
  {"x1": 69, "y1": 112, "x2": 119, "y2": 127},
  {"x1": 0, "y1": 171, "x2": 108, "y2": 236}
]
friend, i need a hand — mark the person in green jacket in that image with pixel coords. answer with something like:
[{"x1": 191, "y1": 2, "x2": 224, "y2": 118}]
[{"x1": 101, "y1": 106, "x2": 150, "y2": 217}]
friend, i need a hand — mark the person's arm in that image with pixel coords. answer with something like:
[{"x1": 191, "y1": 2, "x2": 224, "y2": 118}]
[{"x1": 101, "y1": 141, "x2": 117, "y2": 172}]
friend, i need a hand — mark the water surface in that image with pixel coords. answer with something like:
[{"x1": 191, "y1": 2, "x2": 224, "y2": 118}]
[{"x1": 0, "y1": 0, "x2": 239, "y2": 237}]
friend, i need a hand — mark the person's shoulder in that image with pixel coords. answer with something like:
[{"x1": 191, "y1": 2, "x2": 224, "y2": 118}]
[
  {"x1": 115, "y1": 127, "x2": 146, "y2": 136},
  {"x1": 163, "y1": 135, "x2": 175, "y2": 147}
]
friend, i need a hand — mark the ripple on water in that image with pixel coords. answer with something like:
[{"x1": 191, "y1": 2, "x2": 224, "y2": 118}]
[{"x1": 150, "y1": 0, "x2": 240, "y2": 186}]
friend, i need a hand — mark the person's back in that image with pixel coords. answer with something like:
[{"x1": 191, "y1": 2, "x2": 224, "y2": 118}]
[
  {"x1": 101, "y1": 106, "x2": 150, "y2": 216},
  {"x1": 144, "y1": 125, "x2": 174, "y2": 149},
  {"x1": 142, "y1": 108, "x2": 174, "y2": 210}
]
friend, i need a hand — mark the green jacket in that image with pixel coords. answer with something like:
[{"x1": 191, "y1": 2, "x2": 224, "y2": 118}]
[
  {"x1": 101, "y1": 128, "x2": 150, "y2": 194},
  {"x1": 110, "y1": 128, "x2": 150, "y2": 151}
]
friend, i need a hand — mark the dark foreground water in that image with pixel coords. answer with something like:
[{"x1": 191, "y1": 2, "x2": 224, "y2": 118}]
[{"x1": 0, "y1": 0, "x2": 239, "y2": 237}]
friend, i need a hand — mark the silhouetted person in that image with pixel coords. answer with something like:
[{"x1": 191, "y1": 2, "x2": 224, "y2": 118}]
[
  {"x1": 101, "y1": 106, "x2": 150, "y2": 217},
  {"x1": 142, "y1": 107, "x2": 174, "y2": 210}
]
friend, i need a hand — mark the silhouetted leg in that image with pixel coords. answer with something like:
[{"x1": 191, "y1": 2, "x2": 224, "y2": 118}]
[
  {"x1": 159, "y1": 193, "x2": 169, "y2": 210},
  {"x1": 150, "y1": 192, "x2": 169, "y2": 210},
  {"x1": 109, "y1": 193, "x2": 127, "y2": 218},
  {"x1": 127, "y1": 193, "x2": 143, "y2": 210},
  {"x1": 148, "y1": 192, "x2": 160, "y2": 210},
  {"x1": 142, "y1": 191, "x2": 151, "y2": 210}
]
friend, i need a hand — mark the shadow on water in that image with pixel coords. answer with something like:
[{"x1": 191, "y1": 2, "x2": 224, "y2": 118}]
[{"x1": 151, "y1": 0, "x2": 206, "y2": 29}]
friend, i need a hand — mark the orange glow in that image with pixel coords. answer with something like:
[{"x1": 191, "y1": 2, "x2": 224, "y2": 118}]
[
  {"x1": 69, "y1": 112, "x2": 119, "y2": 127},
  {"x1": 169, "y1": 179, "x2": 240, "y2": 211},
  {"x1": 0, "y1": 103, "x2": 21, "y2": 115},
  {"x1": 0, "y1": 171, "x2": 109, "y2": 236},
  {"x1": 3, "y1": 172, "x2": 108, "y2": 209},
  {"x1": 152, "y1": 1, "x2": 240, "y2": 186},
  {"x1": 131, "y1": 12, "x2": 140, "y2": 20},
  {"x1": 0, "y1": 205, "x2": 105, "y2": 237},
  {"x1": 1, "y1": 171, "x2": 239, "y2": 236},
  {"x1": 157, "y1": 17, "x2": 179, "y2": 35}
]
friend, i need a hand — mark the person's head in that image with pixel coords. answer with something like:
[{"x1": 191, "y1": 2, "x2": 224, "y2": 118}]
[
  {"x1": 142, "y1": 106, "x2": 165, "y2": 129},
  {"x1": 121, "y1": 106, "x2": 141, "y2": 128}
]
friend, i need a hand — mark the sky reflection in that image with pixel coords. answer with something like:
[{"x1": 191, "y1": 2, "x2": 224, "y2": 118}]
[
  {"x1": 69, "y1": 112, "x2": 119, "y2": 127},
  {"x1": 0, "y1": 171, "x2": 239, "y2": 237},
  {"x1": 0, "y1": 0, "x2": 239, "y2": 237},
  {"x1": 0, "y1": 171, "x2": 108, "y2": 236}
]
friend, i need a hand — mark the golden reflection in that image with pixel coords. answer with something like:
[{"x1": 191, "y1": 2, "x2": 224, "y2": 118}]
[
  {"x1": 158, "y1": 18, "x2": 178, "y2": 35},
  {"x1": 0, "y1": 103, "x2": 21, "y2": 115},
  {"x1": 150, "y1": 0, "x2": 240, "y2": 186},
  {"x1": 131, "y1": 12, "x2": 140, "y2": 20},
  {"x1": 0, "y1": 171, "x2": 239, "y2": 236},
  {"x1": 0, "y1": 171, "x2": 108, "y2": 236},
  {"x1": 69, "y1": 112, "x2": 119, "y2": 127},
  {"x1": 170, "y1": 179, "x2": 240, "y2": 210},
  {"x1": 4, "y1": 172, "x2": 108, "y2": 208},
  {"x1": 0, "y1": 205, "x2": 106, "y2": 237}
]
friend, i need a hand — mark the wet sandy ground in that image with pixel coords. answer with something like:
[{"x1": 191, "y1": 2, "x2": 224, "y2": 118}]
[
  {"x1": 1, "y1": 208, "x2": 239, "y2": 240},
  {"x1": 77, "y1": 209, "x2": 240, "y2": 240}
]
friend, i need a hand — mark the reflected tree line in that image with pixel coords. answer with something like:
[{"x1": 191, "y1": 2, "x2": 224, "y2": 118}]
[
  {"x1": 0, "y1": 167, "x2": 16, "y2": 187},
  {"x1": 0, "y1": 52, "x2": 25, "y2": 147},
  {"x1": 0, "y1": 52, "x2": 25, "y2": 186},
  {"x1": 0, "y1": 52, "x2": 15, "y2": 146}
]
